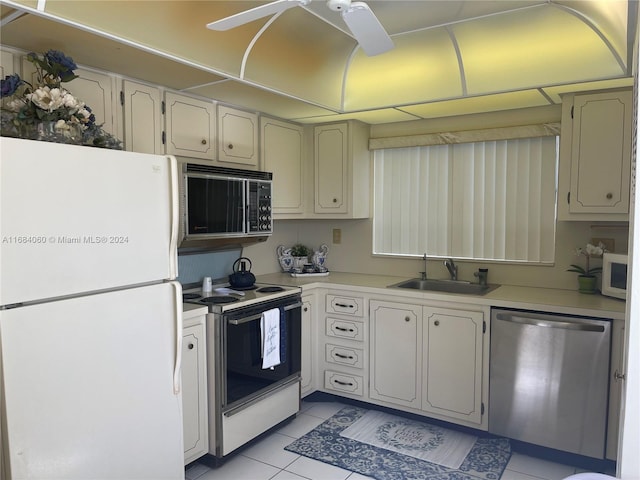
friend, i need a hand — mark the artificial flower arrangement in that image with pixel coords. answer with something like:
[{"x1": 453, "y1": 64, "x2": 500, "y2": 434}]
[
  {"x1": 0, "y1": 50, "x2": 122, "y2": 149},
  {"x1": 567, "y1": 242, "x2": 607, "y2": 277}
]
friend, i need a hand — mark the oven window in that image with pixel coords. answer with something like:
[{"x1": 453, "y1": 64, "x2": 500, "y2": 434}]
[
  {"x1": 224, "y1": 306, "x2": 301, "y2": 406},
  {"x1": 187, "y1": 176, "x2": 244, "y2": 235}
]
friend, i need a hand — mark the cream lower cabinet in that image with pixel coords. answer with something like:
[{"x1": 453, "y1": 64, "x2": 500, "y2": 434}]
[
  {"x1": 369, "y1": 300, "x2": 485, "y2": 427},
  {"x1": 369, "y1": 301, "x2": 422, "y2": 409},
  {"x1": 422, "y1": 307, "x2": 484, "y2": 424},
  {"x1": 300, "y1": 293, "x2": 315, "y2": 397},
  {"x1": 182, "y1": 315, "x2": 208, "y2": 465}
]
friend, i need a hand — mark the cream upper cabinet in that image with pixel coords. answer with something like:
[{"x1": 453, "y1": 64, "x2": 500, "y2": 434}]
[
  {"x1": 261, "y1": 116, "x2": 305, "y2": 217},
  {"x1": 217, "y1": 105, "x2": 259, "y2": 168},
  {"x1": 422, "y1": 306, "x2": 484, "y2": 425},
  {"x1": 165, "y1": 92, "x2": 216, "y2": 160},
  {"x1": 121, "y1": 79, "x2": 163, "y2": 154},
  {"x1": 1, "y1": 48, "x2": 16, "y2": 77},
  {"x1": 558, "y1": 89, "x2": 632, "y2": 221},
  {"x1": 21, "y1": 58, "x2": 119, "y2": 138},
  {"x1": 369, "y1": 300, "x2": 422, "y2": 409},
  {"x1": 313, "y1": 121, "x2": 370, "y2": 218},
  {"x1": 182, "y1": 316, "x2": 208, "y2": 465}
]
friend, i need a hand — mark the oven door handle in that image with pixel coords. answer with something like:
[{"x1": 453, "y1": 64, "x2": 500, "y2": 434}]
[{"x1": 227, "y1": 301, "x2": 302, "y2": 325}]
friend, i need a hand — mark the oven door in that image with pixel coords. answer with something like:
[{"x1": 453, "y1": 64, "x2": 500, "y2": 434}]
[
  {"x1": 221, "y1": 296, "x2": 302, "y2": 410},
  {"x1": 186, "y1": 173, "x2": 245, "y2": 237}
]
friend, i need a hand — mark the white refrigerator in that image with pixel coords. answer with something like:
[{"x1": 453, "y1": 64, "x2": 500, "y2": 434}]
[{"x1": 0, "y1": 137, "x2": 184, "y2": 479}]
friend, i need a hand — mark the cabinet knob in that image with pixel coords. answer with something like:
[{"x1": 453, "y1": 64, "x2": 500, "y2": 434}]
[
  {"x1": 606, "y1": 192, "x2": 613, "y2": 200},
  {"x1": 405, "y1": 316, "x2": 410, "y2": 322},
  {"x1": 333, "y1": 198, "x2": 338, "y2": 203},
  {"x1": 201, "y1": 139, "x2": 207, "y2": 145},
  {"x1": 303, "y1": 307, "x2": 308, "y2": 312},
  {"x1": 434, "y1": 320, "x2": 440, "y2": 326},
  {"x1": 188, "y1": 343, "x2": 194, "y2": 349},
  {"x1": 228, "y1": 143, "x2": 234, "y2": 149}
]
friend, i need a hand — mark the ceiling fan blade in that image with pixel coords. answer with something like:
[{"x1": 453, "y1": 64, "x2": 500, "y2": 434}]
[
  {"x1": 341, "y1": 1, "x2": 393, "y2": 56},
  {"x1": 206, "y1": 0, "x2": 308, "y2": 31}
]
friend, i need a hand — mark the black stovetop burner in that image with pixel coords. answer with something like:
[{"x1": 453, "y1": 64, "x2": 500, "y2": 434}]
[
  {"x1": 256, "y1": 286, "x2": 285, "y2": 293},
  {"x1": 183, "y1": 293, "x2": 202, "y2": 301},
  {"x1": 200, "y1": 296, "x2": 239, "y2": 305}
]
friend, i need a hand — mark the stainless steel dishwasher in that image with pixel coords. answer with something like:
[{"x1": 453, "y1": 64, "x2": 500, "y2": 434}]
[{"x1": 489, "y1": 308, "x2": 611, "y2": 458}]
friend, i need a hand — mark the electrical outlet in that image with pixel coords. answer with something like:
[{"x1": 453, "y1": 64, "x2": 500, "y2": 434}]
[
  {"x1": 332, "y1": 228, "x2": 342, "y2": 245},
  {"x1": 591, "y1": 237, "x2": 615, "y2": 253}
]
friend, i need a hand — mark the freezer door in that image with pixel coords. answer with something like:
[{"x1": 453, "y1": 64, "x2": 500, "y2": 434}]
[
  {"x1": 0, "y1": 138, "x2": 179, "y2": 305},
  {"x1": 0, "y1": 282, "x2": 184, "y2": 479}
]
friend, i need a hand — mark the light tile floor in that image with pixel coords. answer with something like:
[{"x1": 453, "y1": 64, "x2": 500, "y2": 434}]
[{"x1": 185, "y1": 401, "x2": 610, "y2": 480}]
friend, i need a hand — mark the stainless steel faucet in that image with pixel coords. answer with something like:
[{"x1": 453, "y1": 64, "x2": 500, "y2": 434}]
[
  {"x1": 444, "y1": 258, "x2": 458, "y2": 281},
  {"x1": 420, "y1": 253, "x2": 427, "y2": 280}
]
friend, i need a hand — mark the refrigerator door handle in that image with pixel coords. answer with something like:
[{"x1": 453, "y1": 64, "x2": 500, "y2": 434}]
[
  {"x1": 168, "y1": 156, "x2": 179, "y2": 279},
  {"x1": 170, "y1": 280, "x2": 183, "y2": 394}
]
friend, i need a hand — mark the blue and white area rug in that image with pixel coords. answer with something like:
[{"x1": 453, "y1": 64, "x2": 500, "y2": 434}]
[{"x1": 285, "y1": 406, "x2": 512, "y2": 480}]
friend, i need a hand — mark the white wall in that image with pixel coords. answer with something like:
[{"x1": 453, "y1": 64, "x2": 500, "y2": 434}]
[{"x1": 245, "y1": 218, "x2": 629, "y2": 290}]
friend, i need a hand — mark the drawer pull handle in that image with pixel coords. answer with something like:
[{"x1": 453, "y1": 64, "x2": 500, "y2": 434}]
[
  {"x1": 335, "y1": 302, "x2": 354, "y2": 308},
  {"x1": 334, "y1": 379, "x2": 354, "y2": 386},
  {"x1": 335, "y1": 326, "x2": 354, "y2": 332},
  {"x1": 335, "y1": 353, "x2": 354, "y2": 360}
]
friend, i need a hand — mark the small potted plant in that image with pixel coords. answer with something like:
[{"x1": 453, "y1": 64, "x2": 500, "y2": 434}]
[
  {"x1": 567, "y1": 242, "x2": 607, "y2": 294},
  {"x1": 290, "y1": 243, "x2": 310, "y2": 271}
]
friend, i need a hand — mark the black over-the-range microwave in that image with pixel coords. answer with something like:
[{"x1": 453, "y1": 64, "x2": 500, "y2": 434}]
[{"x1": 178, "y1": 162, "x2": 273, "y2": 250}]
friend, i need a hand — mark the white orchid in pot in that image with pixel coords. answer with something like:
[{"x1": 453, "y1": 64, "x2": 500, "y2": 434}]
[{"x1": 567, "y1": 242, "x2": 607, "y2": 294}]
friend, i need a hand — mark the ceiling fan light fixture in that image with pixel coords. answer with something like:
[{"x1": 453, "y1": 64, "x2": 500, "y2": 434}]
[{"x1": 327, "y1": 0, "x2": 352, "y2": 12}]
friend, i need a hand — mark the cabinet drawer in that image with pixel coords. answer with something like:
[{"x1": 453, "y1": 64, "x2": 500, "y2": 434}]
[
  {"x1": 325, "y1": 317, "x2": 364, "y2": 341},
  {"x1": 326, "y1": 294, "x2": 364, "y2": 317},
  {"x1": 325, "y1": 343, "x2": 364, "y2": 369},
  {"x1": 324, "y1": 370, "x2": 364, "y2": 396}
]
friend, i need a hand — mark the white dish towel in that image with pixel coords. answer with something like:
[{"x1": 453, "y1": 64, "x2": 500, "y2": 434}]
[{"x1": 261, "y1": 308, "x2": 281, "y2": 369}]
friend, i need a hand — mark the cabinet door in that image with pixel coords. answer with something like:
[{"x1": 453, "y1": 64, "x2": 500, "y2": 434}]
[
  {"x1": 569, "y1": 90, "x2": 632, "y2": 215},
  {"x1": 369, "y1": 301, "x2": 422, "y2": 409},
  {"x1": 314, "y1": 123, "x2": 348, "y2": 214},
  {"x1": 218, "y1": 105, "x2": 259, "y2": 167},
  {"x1": 261, "y1": 117, "x2": 304, "y2": 215},
  {"x1": 301, "y1": 295, "x2": 314, "y2": 396},
  {"x1": 422, "y1": 307, "x2": 483, "y2": 424},
  {"x1": 122, "y1": 80, "x2": 163, "y2": 154},
  {"x1": 165, "y1": 92, "x2": 216, "y2": 160},
  {"x1": 20, "y1": 60, "x2": 119, "y2": 138},
  {"x1": 1, "y1": 49, "x2": 15, "y2": 77},
  {"x1": 182, "y1": 322, "x2": 208, "y2": 465}
]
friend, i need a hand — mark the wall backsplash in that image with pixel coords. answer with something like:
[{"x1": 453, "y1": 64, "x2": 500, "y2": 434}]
[
  {"x1": 177, "y1": 248, "x2": 242, "y2": 287},
  {"x1": 244, "y1": 218, "x2": 629, "y2": 291}
]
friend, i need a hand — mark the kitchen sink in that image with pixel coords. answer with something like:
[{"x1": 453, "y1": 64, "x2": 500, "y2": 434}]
[{"x1": 387, "y1": 278, "x2": 500, "y2": 295}]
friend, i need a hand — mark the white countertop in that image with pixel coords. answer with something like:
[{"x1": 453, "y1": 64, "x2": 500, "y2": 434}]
[
  {"x1": 256, "y1": 271, "x2": 627, "y2": 320},
  {"x1": 183, "y1": 302, "x2": 208, "y2": 320}
]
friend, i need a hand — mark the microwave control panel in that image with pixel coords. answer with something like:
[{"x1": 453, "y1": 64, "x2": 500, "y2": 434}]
[{"x1": 247, "y1": 180, "x2": 272, "y2": 234}]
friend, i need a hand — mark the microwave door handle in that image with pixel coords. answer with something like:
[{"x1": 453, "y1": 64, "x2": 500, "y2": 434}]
[{"x1": 227, "y1": 302, "x2": 303, "y2": 325}]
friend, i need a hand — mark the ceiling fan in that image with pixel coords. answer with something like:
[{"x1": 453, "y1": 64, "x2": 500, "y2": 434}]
[{"x1": 206, "y1": 0, "x2": 394, "y2": 56}]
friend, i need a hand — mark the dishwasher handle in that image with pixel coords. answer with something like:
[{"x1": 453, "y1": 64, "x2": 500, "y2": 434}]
[{"x1": 495, "y1": 312, "x2": 606, "y2": 332}]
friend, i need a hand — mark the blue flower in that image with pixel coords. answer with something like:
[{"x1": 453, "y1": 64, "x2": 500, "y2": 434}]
[
  {"x1": 44, "y1": 50, "x2": 78, "y2": 80},
  {"x1": 1, "y1": 74, "x2": 23, "y2": 98}
]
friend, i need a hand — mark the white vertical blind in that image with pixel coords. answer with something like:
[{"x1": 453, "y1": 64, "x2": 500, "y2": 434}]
[{"x1": 373, "y1": 136, "x2": 557, "y2": 263}]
